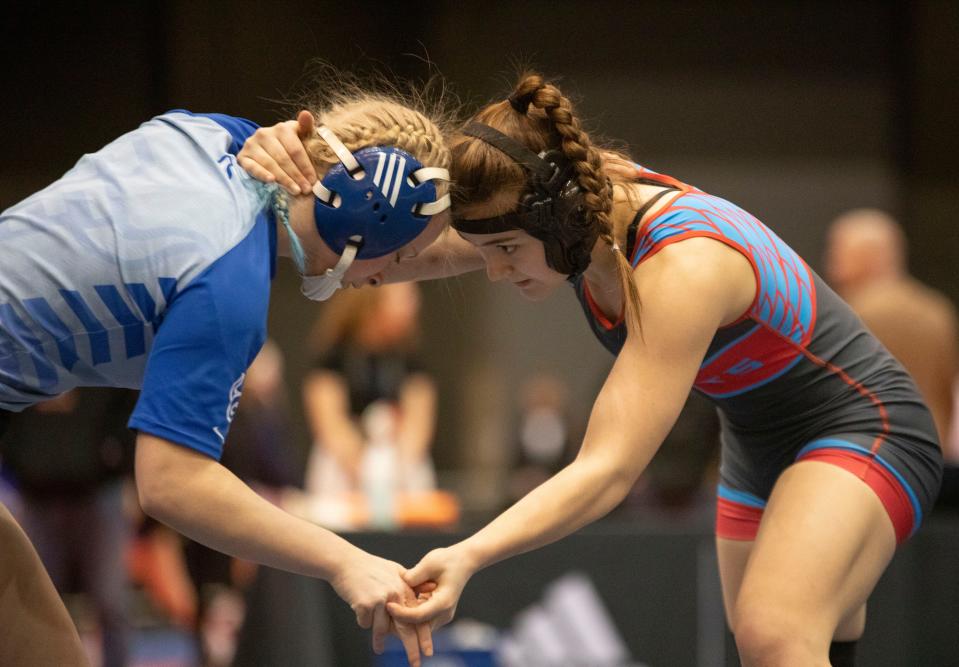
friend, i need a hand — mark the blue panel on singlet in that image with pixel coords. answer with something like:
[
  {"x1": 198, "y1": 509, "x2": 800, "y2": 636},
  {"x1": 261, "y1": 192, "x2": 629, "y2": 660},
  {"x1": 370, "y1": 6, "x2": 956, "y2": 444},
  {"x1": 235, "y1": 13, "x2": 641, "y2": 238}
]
[
  {"x1": 633, "y1": 191, "x2": 815, "y2": 346},
  {"x1": 166, "y1": 109, "x2": 259, "y2": 157}
]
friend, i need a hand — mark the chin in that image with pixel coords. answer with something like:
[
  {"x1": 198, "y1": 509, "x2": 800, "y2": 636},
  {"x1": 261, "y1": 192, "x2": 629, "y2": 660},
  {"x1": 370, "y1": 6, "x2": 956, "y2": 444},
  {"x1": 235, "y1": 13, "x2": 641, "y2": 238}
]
[{"x1": 517, "y1": 283, "x2": 556, "y2": 302}]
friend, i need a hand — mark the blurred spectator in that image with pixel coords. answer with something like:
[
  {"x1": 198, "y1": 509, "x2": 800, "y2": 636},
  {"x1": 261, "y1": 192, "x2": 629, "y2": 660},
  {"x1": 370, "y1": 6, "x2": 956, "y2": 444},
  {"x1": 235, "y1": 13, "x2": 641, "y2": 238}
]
[
  {"x1": 507, "y1": 373, "x2": 578, "y2": 504},
  {"x1": 510, "y1": 372, "x2": 720, "y2": 515},
  {"x1": 825, "y1": 208, "x2": 959, "y2": 454},
  {"x1": 0, "y1": 388, "x2": 137, "y2": 667},
  {"x1": 303, "y1": 283, "x2": 437, "y2": 500}
]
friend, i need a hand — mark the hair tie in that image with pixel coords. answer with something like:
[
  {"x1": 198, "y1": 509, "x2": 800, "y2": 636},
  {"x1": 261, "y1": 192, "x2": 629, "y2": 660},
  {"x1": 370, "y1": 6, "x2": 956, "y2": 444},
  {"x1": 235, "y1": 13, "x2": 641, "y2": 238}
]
[
  {"x1": 508, "y1": 90, "x2": 533, "y2": 114},
  {"x1": 611, "y1": 242, "x2": 621, "y2": 253}
]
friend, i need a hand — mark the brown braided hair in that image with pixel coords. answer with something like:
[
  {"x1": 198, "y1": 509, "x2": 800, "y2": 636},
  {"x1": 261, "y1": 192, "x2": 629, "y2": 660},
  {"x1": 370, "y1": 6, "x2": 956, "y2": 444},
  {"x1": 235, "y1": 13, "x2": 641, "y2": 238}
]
[{"x1": 452, "y1": 72, "x2": 642, "y2": 333}]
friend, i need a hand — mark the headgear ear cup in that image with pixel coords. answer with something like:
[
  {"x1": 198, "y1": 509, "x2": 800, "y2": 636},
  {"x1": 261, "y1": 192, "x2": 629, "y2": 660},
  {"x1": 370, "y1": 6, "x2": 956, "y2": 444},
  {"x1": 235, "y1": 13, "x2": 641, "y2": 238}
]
[
  {"x1": 451, "y1": 122, "x2": 596, "y2": 277},
  {"x1": 311, "y1": 126, "x2": 451, "y2": 259}
]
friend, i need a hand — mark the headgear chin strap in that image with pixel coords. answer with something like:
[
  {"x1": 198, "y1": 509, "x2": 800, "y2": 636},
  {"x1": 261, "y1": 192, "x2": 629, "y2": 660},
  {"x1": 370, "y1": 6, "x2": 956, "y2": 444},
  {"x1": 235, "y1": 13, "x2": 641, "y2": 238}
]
[
  {"x1": 300, "y1": 237, "x2": 361, "y2": 301},
  {"x1": 451, "y1": 121, "x2": 597, "y2": 278}
]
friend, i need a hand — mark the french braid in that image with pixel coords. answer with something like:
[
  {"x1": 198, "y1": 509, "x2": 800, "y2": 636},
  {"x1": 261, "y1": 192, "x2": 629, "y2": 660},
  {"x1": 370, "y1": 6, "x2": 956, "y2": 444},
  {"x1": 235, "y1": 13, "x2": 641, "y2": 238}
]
[
  {"x1": 455, "y1": 73, "x2": 641, "y2": 332},
  {"x1": 303, "y1": 97, "x2": 451, "y2": 197}
]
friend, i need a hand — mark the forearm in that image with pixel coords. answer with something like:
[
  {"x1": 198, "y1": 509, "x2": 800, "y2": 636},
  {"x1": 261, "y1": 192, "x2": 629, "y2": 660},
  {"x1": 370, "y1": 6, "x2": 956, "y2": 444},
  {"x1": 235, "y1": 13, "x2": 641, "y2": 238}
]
[
  {"x1": 458, "y1": 455, "x2": 634, "y2": 571},
  {"x1": 383, "y1": 229, "x2": 484, "y2": 283},
  {"x1": 137, "y1": 438, "x2": 357, "y2": 580}
]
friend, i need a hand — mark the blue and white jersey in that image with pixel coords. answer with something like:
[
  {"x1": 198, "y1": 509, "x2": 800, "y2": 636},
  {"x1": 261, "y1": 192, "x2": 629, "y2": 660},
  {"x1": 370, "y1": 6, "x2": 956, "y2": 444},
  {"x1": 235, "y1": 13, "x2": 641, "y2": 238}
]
[{"x1": 0, "y1": 110, "x2": 277, "y2": 458}]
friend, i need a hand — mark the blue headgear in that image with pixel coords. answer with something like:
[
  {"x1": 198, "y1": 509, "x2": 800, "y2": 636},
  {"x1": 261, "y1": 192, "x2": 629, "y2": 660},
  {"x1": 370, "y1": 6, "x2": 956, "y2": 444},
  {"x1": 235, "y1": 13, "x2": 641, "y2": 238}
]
[
  {"x1": 289, "y1": 126, "x2": 450, "y2": 301},
  {"x1": 311, "y1": 126, "x2": 450, "y2": 258}
]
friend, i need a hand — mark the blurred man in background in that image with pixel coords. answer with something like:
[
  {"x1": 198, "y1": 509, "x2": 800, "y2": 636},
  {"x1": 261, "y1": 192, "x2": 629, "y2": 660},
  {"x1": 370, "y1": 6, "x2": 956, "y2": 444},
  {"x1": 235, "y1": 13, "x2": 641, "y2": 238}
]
[{"x1": 825, "y1": 208, "x2": 959, "y2": 460}]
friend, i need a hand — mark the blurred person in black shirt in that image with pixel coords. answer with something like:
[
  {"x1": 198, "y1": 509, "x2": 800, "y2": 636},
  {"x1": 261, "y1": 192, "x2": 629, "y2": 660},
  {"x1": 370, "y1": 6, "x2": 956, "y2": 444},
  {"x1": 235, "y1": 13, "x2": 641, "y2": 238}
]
[{"x1": 303, "y1": 283, "x2": 437, "y2": 500}]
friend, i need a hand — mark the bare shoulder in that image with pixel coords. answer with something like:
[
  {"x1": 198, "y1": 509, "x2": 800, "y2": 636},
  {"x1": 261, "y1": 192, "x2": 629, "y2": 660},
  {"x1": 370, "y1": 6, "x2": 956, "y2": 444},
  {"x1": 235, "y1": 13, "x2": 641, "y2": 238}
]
[{"x1": 632, "y1": 236, "x2": 756, "y2": 327}]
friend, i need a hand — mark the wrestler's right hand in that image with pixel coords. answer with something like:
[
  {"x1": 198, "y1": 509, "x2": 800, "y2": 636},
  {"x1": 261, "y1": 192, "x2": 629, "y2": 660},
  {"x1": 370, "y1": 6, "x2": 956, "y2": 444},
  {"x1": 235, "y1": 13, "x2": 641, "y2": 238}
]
[
  {"x1": 330, "y1": 547, "x2": 433, "y2": 666},
  {"x1": 238, "y1": 110, "x2": 316, "y2": 195}
]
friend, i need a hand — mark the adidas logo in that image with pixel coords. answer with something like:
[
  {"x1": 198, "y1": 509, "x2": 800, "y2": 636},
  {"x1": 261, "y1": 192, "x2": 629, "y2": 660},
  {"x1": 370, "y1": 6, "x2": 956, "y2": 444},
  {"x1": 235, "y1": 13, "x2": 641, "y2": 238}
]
[{"x1": 371, "y1": 153, "x2": 408, "y2": 208}]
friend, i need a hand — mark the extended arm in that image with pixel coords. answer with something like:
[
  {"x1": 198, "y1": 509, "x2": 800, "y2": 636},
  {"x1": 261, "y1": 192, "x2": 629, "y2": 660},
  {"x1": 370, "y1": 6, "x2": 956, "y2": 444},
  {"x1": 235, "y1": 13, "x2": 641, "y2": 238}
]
[
  {"x1": 136, "y1": 432, "x2": 431, "y2": 665},
  {"x1": 389, "y1": 239, "x2": 754, "y2": 627},
  {"x1": 382, "y1": 226, "x2": 485, "y2": 283},
  {"x1": 135, "y1": 433, "x2": 432, "y2": 664}
]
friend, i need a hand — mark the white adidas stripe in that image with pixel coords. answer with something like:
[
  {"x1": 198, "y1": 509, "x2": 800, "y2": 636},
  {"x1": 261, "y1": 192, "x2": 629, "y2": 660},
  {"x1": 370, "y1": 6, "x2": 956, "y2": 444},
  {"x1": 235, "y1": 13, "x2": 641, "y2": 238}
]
[
  {"x1": 370, "y1": 152, "x2": 409, "y2": 208},
  {"x1": 389, "y1": 156, "x2": 406, "y2": 207},
  {"x1": 381, "y1": 154, "x2": 398, "y2": 204},
  {"x1": 373, "y1": 153, "x2": 386, "y2": 186}
]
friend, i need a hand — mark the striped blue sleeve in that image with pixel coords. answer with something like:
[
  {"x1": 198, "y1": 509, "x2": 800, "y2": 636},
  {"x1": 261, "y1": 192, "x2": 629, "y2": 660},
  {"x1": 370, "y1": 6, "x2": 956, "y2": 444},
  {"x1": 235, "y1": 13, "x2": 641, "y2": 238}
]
[{"x1": 128, "y1": 220, "x2": 271, "y2": 459}]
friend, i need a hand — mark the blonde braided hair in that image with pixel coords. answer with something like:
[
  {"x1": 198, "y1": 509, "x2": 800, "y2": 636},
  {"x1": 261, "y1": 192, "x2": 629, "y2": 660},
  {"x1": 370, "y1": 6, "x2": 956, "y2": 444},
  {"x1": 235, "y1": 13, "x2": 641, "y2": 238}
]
[{"x1": 303, "y1": 97, "x2": 451, "y2": 199}]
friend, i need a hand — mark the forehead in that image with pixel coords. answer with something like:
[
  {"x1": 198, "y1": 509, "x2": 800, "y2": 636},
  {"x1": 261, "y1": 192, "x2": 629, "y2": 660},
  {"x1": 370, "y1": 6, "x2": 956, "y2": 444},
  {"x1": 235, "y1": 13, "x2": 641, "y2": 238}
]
[
  {"x1": 457, "y1": 229, "x2": 529, "y2": 246},
  {"x1": 456, "y1": 188, "x2": 523, "y2": 219}
]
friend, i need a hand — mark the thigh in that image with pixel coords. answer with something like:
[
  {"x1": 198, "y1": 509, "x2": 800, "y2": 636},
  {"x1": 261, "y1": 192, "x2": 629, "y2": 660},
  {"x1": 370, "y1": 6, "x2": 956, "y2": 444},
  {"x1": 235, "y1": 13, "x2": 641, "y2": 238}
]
[
  {"x1": 0, "y1": 502, "x2": 90, "y2": 666},
  {"x1": 737, "y1": 460, "x2": 896, "y2": 641},
  {"x1": 719, "y1": 536, "x2": 867, "y2": 640},
  {"x1": 716, "y1": 537, "x2": 752, "y2": 631}
]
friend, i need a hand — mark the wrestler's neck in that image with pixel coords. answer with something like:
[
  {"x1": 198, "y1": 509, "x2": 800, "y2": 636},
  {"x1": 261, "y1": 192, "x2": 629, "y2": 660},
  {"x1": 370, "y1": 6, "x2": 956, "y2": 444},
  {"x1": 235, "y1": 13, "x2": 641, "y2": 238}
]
[{"x1": 274, "y1": 194, "x2": 340, "y2": 274}]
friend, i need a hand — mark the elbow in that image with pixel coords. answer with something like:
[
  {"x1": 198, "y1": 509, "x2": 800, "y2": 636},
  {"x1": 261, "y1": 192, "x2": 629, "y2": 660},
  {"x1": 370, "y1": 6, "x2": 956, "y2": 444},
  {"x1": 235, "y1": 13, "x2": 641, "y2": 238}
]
[
  {"x1": 136, "y1": 471, "x2": 173, "y2": 522},
  {"x1": 575, "y1": 455, "x2": 639, "y2": 510},
  {"x1": 605, "y1": 467, "x2": 639, "y2": 506},
  {"x1": 135, "y1": 441, "x2": 184, "y2": 524}
]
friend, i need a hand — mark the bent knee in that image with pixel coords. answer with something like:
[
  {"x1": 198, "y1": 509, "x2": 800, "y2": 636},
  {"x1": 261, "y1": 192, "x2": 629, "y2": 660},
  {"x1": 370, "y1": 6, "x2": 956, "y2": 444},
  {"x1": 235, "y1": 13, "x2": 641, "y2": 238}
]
[
  {"x1": 734, "y1": 603, "x2": 829, "y2": 666},
  {"x1": 835, "y1": 604, "x2": 866, "y2": 641}
]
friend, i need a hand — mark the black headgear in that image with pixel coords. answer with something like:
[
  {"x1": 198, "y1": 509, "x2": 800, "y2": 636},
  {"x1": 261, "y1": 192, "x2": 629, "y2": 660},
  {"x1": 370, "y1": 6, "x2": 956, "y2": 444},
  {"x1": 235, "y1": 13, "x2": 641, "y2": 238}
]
[{"x1": 451, "y1": 122, "x2": 598, "y2": 277}]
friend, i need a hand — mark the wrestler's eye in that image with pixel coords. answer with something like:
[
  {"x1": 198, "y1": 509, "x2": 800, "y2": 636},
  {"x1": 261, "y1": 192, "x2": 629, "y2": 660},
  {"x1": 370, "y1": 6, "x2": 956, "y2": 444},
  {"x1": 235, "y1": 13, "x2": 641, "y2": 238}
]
[{"x1": 498, "y1": 244, "x2": 517, "y2": 255}]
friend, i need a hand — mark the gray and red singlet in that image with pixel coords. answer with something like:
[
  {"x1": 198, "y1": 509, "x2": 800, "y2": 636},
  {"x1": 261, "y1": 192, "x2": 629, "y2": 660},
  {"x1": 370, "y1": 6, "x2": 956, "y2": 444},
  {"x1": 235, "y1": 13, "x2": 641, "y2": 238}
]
[{"x1": 573, "y1": 167, "x2": 942, "y2": 543}]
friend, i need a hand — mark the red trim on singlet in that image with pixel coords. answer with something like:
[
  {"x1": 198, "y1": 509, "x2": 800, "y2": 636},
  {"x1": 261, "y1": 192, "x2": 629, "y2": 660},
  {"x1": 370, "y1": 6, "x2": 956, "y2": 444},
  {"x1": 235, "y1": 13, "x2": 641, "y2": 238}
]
[
  {"x1": 580, "y1": 175, "x2": 693, "y2": 331},
  {"x1": 795, "y1": 448, "x2": 913, "y2": 543},
  {"x1": 627, "y1": 189, "x2": 691, "y2": 267},
  {"x1": 716, "y1": 447, "x2": 914, "y2": 544},
  {"x1": 765, "y1": 318, "x2": 890, "y2": 454},
  {"x1": 632, "y1": 166, "x2": 690, "y2": 192},
  {"x1": 716, "y1": 497, "x2": 764, "y2": 541},
  {"x1": 604, "y1": 173, "x2": 885, "y2": 450},
  {"x1": 582, "y1": 281, "x2": 624, "y2": 330}
]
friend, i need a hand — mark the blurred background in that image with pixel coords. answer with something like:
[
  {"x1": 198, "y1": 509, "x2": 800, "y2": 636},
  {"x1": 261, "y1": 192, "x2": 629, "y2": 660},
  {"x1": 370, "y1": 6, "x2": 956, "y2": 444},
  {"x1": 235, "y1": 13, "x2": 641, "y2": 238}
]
[{"x1": 2, "y1": 2, "x2": 958, "y2": 666}]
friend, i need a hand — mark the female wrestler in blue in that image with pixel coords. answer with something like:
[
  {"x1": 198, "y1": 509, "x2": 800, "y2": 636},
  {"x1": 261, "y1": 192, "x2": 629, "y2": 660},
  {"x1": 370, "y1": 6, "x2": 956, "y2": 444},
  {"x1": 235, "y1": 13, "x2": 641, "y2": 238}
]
[
  {"x1": 0, "y1": 89, "x2": 451, "y2": 666},
  {"x1": 241, "y1": 73, "x2": 943, "y2": 666}
]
